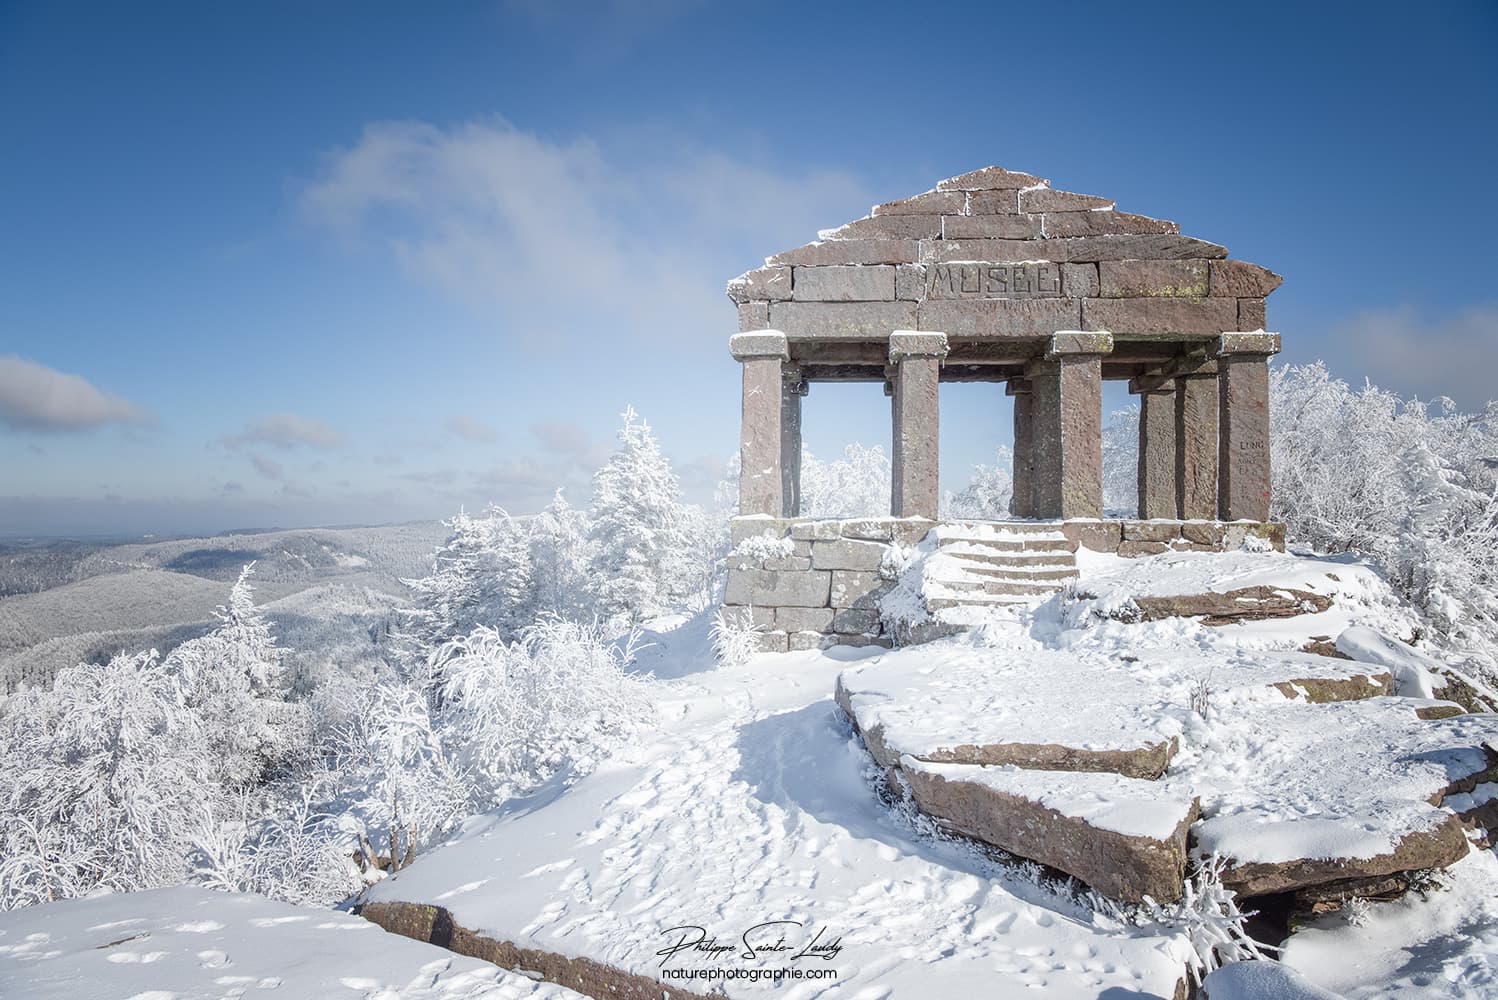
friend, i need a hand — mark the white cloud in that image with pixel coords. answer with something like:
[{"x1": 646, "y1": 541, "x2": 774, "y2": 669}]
[
  {"x1": 445, "y1": 414, "x2": 500, "y2": 443},
  {"x1": 223, "y1": 413, "x2": 347, "y2": 450},
  {"x1": 1329, "y1": 303, "x2": 1498, "y2": 410},
  {"x1": 300, "y1": 118, "x2": 870, "y2": 346},
  {"x1": 0, "y1": 355, "x2": 153, "y2": 432}
]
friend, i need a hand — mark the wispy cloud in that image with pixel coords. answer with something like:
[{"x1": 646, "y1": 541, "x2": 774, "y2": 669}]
[
  {"x1": 223, "y1": 413, "x2": 347, "y2": 450},
  {"x1": 0, "y1": 355, "x2": 154, "y2": 432},
  {"x1": 445, "y1": 414, "x2": 500, "y2": 443},
  {"x1": 1329, "y1": 303, "x2": 1498, "y2": 410},
  {"x1": 249, "y1": 453, "x2": 285, "y2": 482},
  {"x1": 300, "y1": 118, "x2": 870, "y2": 347}
]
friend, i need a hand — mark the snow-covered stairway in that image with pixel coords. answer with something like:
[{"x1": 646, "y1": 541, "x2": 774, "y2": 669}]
[{"x1": 923, "y1": 522, "x2": 1078, "y2": 612}]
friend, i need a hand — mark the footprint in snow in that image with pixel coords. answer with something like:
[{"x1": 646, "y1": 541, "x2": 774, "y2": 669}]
[
  {"x1": 197, "y1": 949, "x2": 229, "y2": 968},
  {"x1": 173, "y1": 921, "x2": 224, "y2": 933}
]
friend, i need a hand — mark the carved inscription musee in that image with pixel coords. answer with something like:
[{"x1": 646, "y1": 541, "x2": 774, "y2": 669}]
[{"x1": 926, "y1": 263, "x2": 1064, "y2": 300}]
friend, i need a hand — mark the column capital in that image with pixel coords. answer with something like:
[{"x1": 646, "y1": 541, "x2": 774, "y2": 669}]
[
  {"x1": 889, "y1": 330, "x2": 949, "y2": 362},
  {"x1": 1217, "y1": 331, "x2": 1281, "y2": 357},
  {"x1": 1048, "y1": 330, "x2": 1114, "y2": 358},
  {"x1": 729, "y1": 330, "x2": 789, "y2": 360}
]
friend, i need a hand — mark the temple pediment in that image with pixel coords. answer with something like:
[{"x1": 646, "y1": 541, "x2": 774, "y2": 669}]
[{"x1": 728, "y1": 166, "x2": 1281, "y2": 341}]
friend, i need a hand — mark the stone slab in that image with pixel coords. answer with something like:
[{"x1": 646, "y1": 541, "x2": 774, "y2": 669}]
[
  {"x1": 1042, "y1": 211, "x2": 1178, "y2": 237},
  {"x1": 789, "y1": 520, "x2": 842, "y2": 541},
  {"x1": 967, "y1": 189, "x2": 1021, "y2": 214},
  {"x1": 821, "y1": 215, "x2": 943, "y2": 240},
  {"x1": 831, "y1": 607, "x2": 881, "y2": 633},
  {"x1": 1117, "y1": 540, "x2": 1171, "y2": 557},
  {"x1": 1049, "y1": 331, "x2": 1114, "y2": 355},
  {"x1": 725, "y1": 568, "x2": 831, "y2": 608},
  {"x1": 921, "y1": 234, "x2": 1228, "y2": 264},
  {"x1": 1061, "y1": 262, "x2": 1099, "y2": 298},
  {"x1": 895, "y1": 264, "x2": 925, "y2": 300},
  {"x1": 873, "y1": 190, "x2": 966, "y2": 216},
  {"x1": 792, "y1": 265, "x2": 896, "y2": 302},
  {"x1": 1238, "y1": 297, "x2": 1267, "y2": 330},
  {"x1": 924, "y1": 262, "x2": 1066, "y2": 299},
  {"x1": 769, "y1": 239, "x2": 918, "y2": 266},
  {"x1": 936, "y1": 166, "x2": 1046, "y2": 190},
  {"x1": 1098, "y1": 259, "x2": 1210, "y2": 298},
  {"x1": 811, "y1": 538, "x2": 888, "y2": 571},
  {"x1": 916, "y1": 298, "x2": 1081, "y2": 338},
  {"x1": 787, "y1": 630, "x2": 825, "y2": 652},
  {"x1": 830, "y1": 570, "x2": 891, "y2": 609},
  {"x1": 1129, "y1": 586, "x2": 1332, "y2": 626},
  {"x1": 775, "y1": 606, "x2": 834, "y2": 632},
  {"x1": 1082, "y1": 296, "x2": 1239, "y2": 335},
  {"x1": 888, "y1": 331, "x2": 950, "y2": 359},
  {"x1": 1019, "y1": 188, "x2": 1115, "y2": 212},
  {"x1": 1218, "y1": 331, "x2": 1282, "y2": 355},
  {"x1": 737, "y1": 301, "x2": 769, "y2": 331},
  {"x1": 1220, "y1": 811, "x2": 1470, "y2": 897},
  {"x1": 1122, "y1": 520, "x2": 1182, "y2": 542},
  {"x1": 763, "y1": 555, "x2": 811, "y2": 572},
  {"x1": 901, "y1": 761, "x2": 1198, "y2": 904},
  {"x1": 729, "y1": 517, "x2": 794, "y2": 544},
  {"x1": 726, "y1": 265, "x2": 792, "y2": 303},
  {"x1": 1209, "y1": 259, "x2": 1284, "y2": 297},
  {"x1": 1061, "y1": 520, "x2": 1122, "y2": 552},
  {"x1": 768, "y1": 300, "x2": 917, "y2": 340},
  {"x1": 942, "y1": 214, "x2": 1043, "y2": 239},
  {"x1": 728, "y1": 331, "x2": 789, "y2": 359}
]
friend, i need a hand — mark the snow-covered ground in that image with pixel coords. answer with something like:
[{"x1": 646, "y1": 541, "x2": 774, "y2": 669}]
[
  {"x1": 5, "y1": 546, "x2": 1496, "y2": 998},
  {"x1": 0, "y1": 885, "x2": 582, "y2": 1000}
]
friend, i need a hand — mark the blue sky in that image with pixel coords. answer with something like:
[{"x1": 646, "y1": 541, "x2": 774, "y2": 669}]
[{"x1": 2, "y1": 0, "x2": 1495, "y2": 537}]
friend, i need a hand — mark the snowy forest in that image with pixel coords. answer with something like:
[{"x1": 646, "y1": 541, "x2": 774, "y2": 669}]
[{"x1": 1, "y1": 366, "x2": 1495, "y2": 915}]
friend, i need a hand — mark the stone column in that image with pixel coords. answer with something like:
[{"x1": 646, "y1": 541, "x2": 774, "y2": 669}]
[
  {"x1": 1217, "y1": 332, "x2": 1281, "y2": 521},
  {"x1": 889, "y1": 331, "x2": 948, "y2": 519},
  {"x1": 781, "y1": 366, "x2": 807, "y2": 516},
  {"x1": 1175, "y1": 359, "x2": 1219, "y2": 520},
  {"x1": 1027, "y1": 332, "x2": 1112, "y2": 519},
  {"x1": 1134, "y1": 384, "x2": 1177, "y2": 519},
  {"x1": 1007, "y1": 379, "x2": 1033, "y2": 518},
  {"x1": 730, "y1": 331, "x2": 789, "y2": 517}
]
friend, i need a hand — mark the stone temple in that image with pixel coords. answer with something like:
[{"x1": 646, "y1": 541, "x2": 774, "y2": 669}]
[{"x1": 724, "y1": 166, "x2": 1285, "y2": 651}]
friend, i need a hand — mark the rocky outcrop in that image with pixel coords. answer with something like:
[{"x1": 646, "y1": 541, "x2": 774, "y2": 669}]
[
  {"x1": 360, "y1": 901, "x2": 717, "y2": 1000},
  {"x1": 1217, "y1": 811, "x2": 1470, "y2": 897},
  {"x1": 1130, "y1": 586, "x2": 1331, "y2": 625},
  {"x1": 901, "y1": 760, "x2": 1199, "y2": 904}
]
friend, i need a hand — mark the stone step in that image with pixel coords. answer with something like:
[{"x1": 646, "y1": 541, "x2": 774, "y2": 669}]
[
  {"x1": 931, "y1": 579, "x2": 1069, "y2": 597},
  {"x1": 940, "y1": 565, "x2": 1079, "y2": 583},
  {"x1": 900, "y1": 759, "x2": 1199, "y2": 904},
  {"x1": 938, "y1": 537, "x2": 1076, "y2": 554},
  {"x1": 937, "y1": 520, "x2": 1070, "y2": 537},
  {"x1": 926, "y1": 594, "x2": 1035, "y2": 611},
  {"x1": 943, "y1": 549, "x2": 1078, "y2": 568}
]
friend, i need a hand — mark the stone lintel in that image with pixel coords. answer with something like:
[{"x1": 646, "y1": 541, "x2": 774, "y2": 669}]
[
  {"x1": 1047, "y1": 331, "x2": 1114, "y2": 357},
  {"x1": 1129, "y1": 350, "x2": 1217, "y2": 394},
  {"x1": 889, "y1": 331, "x2": 950, "y2": 361},
  {"x1": 729, "y1": 331, "x2": 789, "y2": 360},
  {"x1": 1217, "y1": 331, "x2": 1282, "y2": 356}
]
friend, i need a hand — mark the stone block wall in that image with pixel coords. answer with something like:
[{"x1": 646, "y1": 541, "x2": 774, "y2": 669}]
[
  {"x1": 725, "y1": 517, "x2": 934, "y2": 652},
  {"x1": 726, "y1": 516, "x2": 1287, "y2": 652}
]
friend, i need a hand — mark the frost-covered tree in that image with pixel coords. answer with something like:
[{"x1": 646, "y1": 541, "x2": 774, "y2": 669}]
[
  {"x1": 0, "y1": 649, "x2": 220, "y2": 908},
  {"x1": 170, "y1": 564, "x2": 310, "y2": 789},
  {"x1": 800, "y1": 443, "x2": 892, "y2": 518},
  {"x1": 527, "y1": 489, "x2": 595, "y2": 622},
  {"x1": 1101, "y1": 405, "x2": 1140, "y2": 517},
  {"x1": 587, "y1": 407, "x2": 694, "y2": 625},
  {"x1": 942, "y1": 447, "x2": 1014, "y2": 520},
  {"x1": 400, "y1": 505, "x2": 534, "y2": 664}
]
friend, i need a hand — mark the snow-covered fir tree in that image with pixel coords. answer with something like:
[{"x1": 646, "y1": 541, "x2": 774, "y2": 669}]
[
  {"x1": 586, "y1": 407, "x2": 693, "y2": 625},
  {"x1": 527, "y1": 489, "x2": 594, "y2": 622}
]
